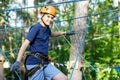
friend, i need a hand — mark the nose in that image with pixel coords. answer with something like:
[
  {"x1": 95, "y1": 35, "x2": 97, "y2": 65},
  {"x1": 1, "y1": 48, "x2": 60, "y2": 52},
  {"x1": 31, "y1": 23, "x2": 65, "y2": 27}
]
[{"x1": 49, "y1": 17, "x2": 54, "y2": 22}]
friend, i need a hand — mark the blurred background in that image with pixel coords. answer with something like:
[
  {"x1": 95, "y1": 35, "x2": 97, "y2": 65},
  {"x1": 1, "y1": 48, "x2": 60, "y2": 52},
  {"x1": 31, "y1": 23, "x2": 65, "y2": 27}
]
[{"x1": 0, "y1": 0, "x2": 120, "y2": 80}]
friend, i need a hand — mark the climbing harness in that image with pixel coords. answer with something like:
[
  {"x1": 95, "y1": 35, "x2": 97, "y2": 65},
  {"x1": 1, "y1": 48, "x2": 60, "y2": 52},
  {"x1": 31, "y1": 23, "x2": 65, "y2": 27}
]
[{"x1": 24, "y1": 53, "x2": 51, "y2": 77}]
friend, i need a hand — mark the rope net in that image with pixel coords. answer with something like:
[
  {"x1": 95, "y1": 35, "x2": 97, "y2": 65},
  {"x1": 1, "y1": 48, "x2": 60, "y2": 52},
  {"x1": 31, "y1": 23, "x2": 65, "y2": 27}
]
[{"x1": 0, "y1": 0, "x2": 120, "y2": 80}]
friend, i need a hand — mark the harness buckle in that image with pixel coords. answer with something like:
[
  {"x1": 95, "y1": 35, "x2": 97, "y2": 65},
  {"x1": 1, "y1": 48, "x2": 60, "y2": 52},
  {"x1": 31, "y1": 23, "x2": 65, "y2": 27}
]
[{"x1": 34, "y1": 53, "x2": 47, "y2": 60}]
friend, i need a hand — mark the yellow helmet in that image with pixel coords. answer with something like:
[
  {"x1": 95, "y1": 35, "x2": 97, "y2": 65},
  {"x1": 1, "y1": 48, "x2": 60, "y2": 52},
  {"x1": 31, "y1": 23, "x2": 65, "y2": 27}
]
[{"x1": 40, "y1": 6, "x2": 56, "y2": 17}]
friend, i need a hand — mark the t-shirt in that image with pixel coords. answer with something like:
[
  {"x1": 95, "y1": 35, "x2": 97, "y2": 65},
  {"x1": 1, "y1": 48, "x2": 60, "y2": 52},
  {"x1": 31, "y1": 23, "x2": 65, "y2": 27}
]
[{"x1": 26, "y1": 23, "x2": 51, "y2": 65}]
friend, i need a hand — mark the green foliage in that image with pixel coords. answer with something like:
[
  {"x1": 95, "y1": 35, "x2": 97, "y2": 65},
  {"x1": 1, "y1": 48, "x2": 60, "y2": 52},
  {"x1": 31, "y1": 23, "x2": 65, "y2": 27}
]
[
  {"x1": 84, "y1": 0, "x2": 120, "y2": 80},
  {"x1": 1, "y1": 0, "x2": 120, "y2": 80},
  {"x1": 49, "y1": 36, "x2": 70, "y2": 75},
  {"x1": 16, "y1": 10, "x2": 34, "y2": 26},
  {"x1": 48, "y1": 2, "x2": 75, "y2": 75},
  {"x1": 0, "y1": 0, "x2": 10, "y2": 27}
]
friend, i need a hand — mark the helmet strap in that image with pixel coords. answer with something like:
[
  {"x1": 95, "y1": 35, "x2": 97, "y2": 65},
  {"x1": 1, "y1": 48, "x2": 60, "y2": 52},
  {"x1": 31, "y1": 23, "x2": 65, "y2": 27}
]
[{"x1": 41, "y1": 14, "x2": 48, "y2": 26}]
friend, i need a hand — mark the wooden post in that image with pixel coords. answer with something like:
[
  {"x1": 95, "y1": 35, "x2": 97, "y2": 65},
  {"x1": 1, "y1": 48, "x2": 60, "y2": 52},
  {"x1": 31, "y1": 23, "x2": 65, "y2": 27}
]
[
  {"x1": 34, "y1": 0, "x2": 38, "y2": 22},
  {"x1": 0, "y1": 20, "x2": 4, "y2": 80},
  {"x1": 0, "y1": 54, "x2": 5, "y2": 80}
]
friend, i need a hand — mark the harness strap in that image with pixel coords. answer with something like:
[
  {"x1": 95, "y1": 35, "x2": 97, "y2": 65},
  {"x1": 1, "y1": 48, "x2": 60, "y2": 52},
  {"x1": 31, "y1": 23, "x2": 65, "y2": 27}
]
[
  {"x1": 24, "y1": 53, "x2": 48, "y2": 77},
  {"x1": 32, "y1": 53, "x2": 48, "y2": 59},
  {"x1": 26, "y1": 66, "x2": 41, "y2": 77}
]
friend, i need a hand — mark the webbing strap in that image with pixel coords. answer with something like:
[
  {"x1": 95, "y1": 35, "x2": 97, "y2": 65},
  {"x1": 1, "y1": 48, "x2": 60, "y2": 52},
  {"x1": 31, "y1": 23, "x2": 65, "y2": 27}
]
[
  {"x1": 24, "y1": 53, "x2": 47, "y2": 77},
  {"x1": 30, "y1": 53, "x2": 48, "y2": 60},
  {"x1": 26, "y1": 66, "x2": 41, "y2": 77}
]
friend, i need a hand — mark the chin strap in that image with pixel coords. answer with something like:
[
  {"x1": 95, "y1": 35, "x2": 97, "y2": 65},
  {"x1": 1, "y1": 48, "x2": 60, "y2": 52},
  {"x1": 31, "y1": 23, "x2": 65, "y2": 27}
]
[{"x1": 41, "y1": 14, "x2": 48, "y2": 26}]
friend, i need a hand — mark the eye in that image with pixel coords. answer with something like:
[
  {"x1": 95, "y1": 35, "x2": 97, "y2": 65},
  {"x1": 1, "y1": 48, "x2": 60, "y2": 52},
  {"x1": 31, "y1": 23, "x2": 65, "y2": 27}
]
[
  {"x1": 47, "y1": 15, "x2": 54, "y2": 20},
  {"x1": 47, "y1": 15, "x2": 50, "y2": 18},
  {"x1": 51, "y1": 16, "x2": 54, "y2": 19}
]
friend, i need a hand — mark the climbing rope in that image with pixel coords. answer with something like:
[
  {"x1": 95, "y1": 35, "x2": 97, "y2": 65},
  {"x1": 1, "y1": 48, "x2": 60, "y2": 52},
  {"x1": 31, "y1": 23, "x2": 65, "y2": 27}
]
[
  {"x1": 0, "y1": 0, "x2": 119, "y2": 79},
  {"x1": 0, "y1": 48, "x2": 21, "y2": 80},
  {"x1": 53, "y1": 22, "x2": 96, "y2": 80},
  {"x1": 0, "y1": 0, "x2": 86, "y2": 12}
]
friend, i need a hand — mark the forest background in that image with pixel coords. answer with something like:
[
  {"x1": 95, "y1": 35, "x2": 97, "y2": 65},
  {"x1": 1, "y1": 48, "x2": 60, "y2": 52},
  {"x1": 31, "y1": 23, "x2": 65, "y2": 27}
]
[{"x1": 0, "y1": 0, "x2": 120, "y2": 80}]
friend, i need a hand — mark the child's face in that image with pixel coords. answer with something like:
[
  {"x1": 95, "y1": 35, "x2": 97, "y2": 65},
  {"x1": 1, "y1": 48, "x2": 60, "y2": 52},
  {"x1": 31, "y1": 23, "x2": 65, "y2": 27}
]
[{"x1": 42, "y1": 14, "x2": 55, "y2": 26}]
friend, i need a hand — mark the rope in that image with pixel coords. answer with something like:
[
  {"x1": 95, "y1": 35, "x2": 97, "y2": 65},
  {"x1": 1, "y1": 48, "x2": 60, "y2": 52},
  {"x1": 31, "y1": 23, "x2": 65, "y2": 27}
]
[
  {"x1": 68, "y1": 0, "x2": 99, "y2": 79},
  {"x1": 0, "y1": 0, "x2": 86, "y2": 12},
  {"x1": 0, "y1": 48, "x2": 22, "y2": 80},
  {"x1": 0, "y1": 8, "x2": 118, "y2": 30},
  {"x1": 66, "y1": 0, "x2": 98, "y2": 79},
  {"x1": 53, "y1": 22, "x2": 96, "y2": 79},
  {"x1": 69, "y1": 30, "x2": 86, "y2": 80},
  {"x1": 15, "y1": 70, "x2": 22, "y2": 80},
  {"x1": 0, "y1": 48, "x2": 9, "y2": 61},
  {"x1": 0, "y1": 0, "x2": 119, "y2": 79},
  {"x1": 81, "y1": 68, "x2": 87, "y2": 80}
]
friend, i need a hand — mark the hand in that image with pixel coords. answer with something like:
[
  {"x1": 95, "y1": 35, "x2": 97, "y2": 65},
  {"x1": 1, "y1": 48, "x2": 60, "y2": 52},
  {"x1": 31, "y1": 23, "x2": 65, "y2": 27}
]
[
  {"x1": 47, "y1": 56, "x2": 53, "y2": 62},
  {"x1": 54, "y1": 63, "x2": 60, "y2": 67},
  {"x1": 66, "y1": 30, "x2": 77, "y2": 35},
  {"x1": 10, "y1": 61, "x2": 20, "y2": 72}
]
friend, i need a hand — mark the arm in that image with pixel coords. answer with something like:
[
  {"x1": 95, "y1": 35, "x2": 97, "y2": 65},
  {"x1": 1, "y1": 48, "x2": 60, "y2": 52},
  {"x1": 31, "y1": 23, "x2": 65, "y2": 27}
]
[
  {"x1": 10, "y1": 39, "x2": 30, "y2": 71},
  {"x1": 16, "y1": 39, "x2": 30, "y2": 62},
  {"x1": 50, "y1": 30, "x2": 77, "y2": 37},
  {"x1": 50, "y1": 32, "x2": 66, "y2": 37}
]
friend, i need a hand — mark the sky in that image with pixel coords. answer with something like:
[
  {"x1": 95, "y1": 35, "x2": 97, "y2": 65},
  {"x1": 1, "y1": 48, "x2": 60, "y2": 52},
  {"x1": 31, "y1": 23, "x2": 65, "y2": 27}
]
[
  {"x1": 18, "y1": 0, "x2": 34, "y2": 6},
  {"x1": 10, "y1": 0, "x2": 59, "y2": 27},
  {"x1": 9, "y1": 0, "x2": 34, "y2": 27},
  {"x1": 9, "y1": 0, "x2": 118, "y2": 27}
]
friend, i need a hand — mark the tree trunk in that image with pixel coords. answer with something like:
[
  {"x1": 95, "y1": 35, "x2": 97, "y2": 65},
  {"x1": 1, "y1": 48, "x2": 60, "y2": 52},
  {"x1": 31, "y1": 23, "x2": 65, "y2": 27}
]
[
  {"x1": 0, "y1": 54, "x2": 5, "y2": 80},
  {"x1": 34, "y1": 0, "x2": 38, "y2": 22},
  {"x1": 69, "y1": 1, "x2": 89, "y2": 80},
  {"x1": 8, "y1": 31, "x2": 14, "y2": 57}
]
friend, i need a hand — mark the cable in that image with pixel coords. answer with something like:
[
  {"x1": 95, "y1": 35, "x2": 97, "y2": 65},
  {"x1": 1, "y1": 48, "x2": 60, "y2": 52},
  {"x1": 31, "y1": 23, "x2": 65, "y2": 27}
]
[
  {"x1": 0, "y1": 8, "x2": 118, "y2": 30},
  {"x1": 0, "y1": 48, "x2": 22, "y2": 80},
  {"x1": 81, "y1": 68, "x2": 87, "y2": 80},
  {"x1": 15, "y1": 70, "x2": 22, "y2": 80},
  {"x1": 0, "y1": 0, "x2": 86, "y2": 12},
  {"x1": 0, "y1": 0, "x2": 119, "y2": 79},
  {"x1": 69, "y1": 30, "x2": 86, "y2": 80},
  {"x1": 53, "y1": 22, "x2": 96, "y2": 79},
  {"x1": 56, "y1": 9, "x2": 119, "y2": 23}
]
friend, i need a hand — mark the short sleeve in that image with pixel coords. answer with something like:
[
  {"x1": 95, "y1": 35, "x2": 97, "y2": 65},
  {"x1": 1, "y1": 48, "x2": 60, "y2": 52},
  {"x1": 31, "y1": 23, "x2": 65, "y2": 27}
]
[{"x1": 26, "y1": 25, "x2": 39, "y2": 42}]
